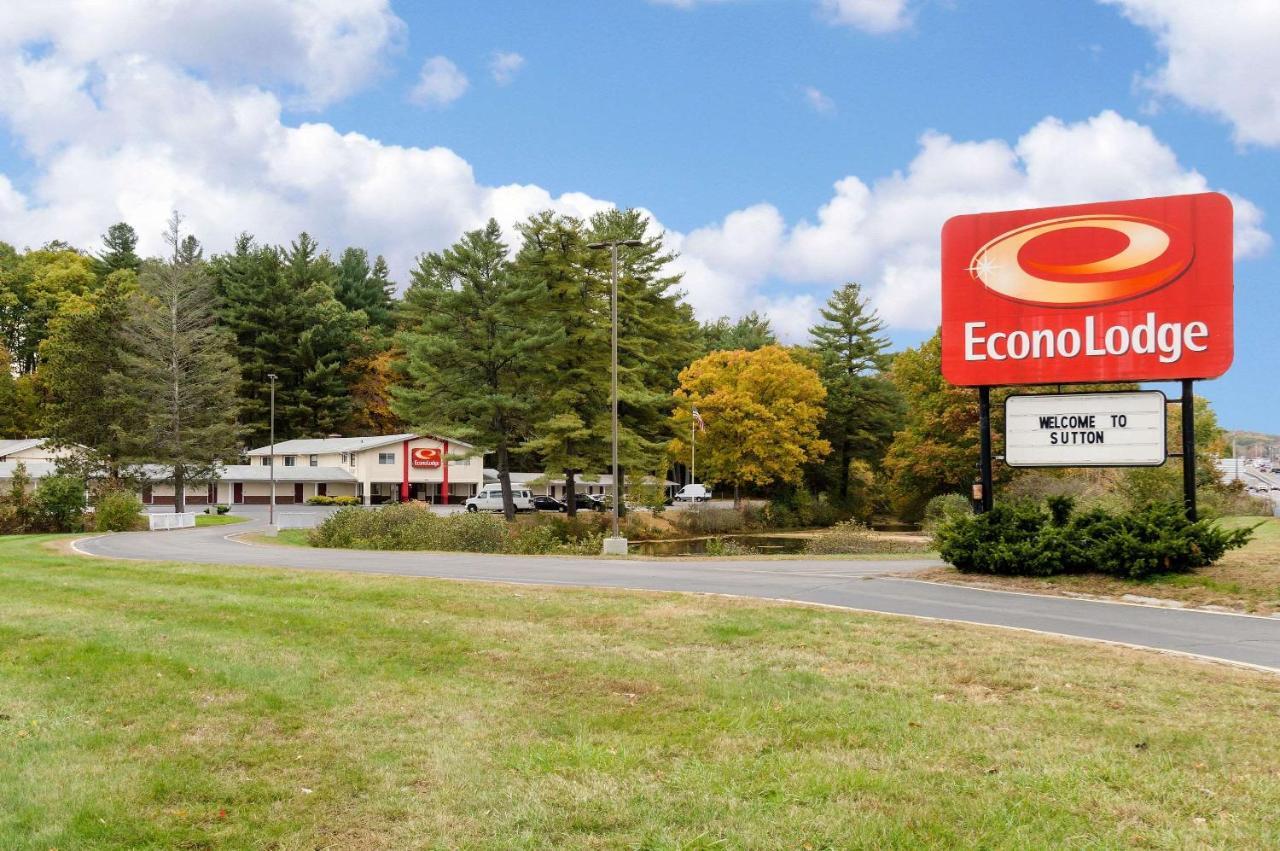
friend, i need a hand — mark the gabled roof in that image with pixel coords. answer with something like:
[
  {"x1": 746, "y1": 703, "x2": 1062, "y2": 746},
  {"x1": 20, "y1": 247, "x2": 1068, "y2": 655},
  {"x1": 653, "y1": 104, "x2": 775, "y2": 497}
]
[
  {"x1": 214, "y1": 465, "x2": 357, "y2": 483},
  {"x1": 246, "y1": 433, "x2": 473, "y2": 456},
  {"x1": 0, "y1": 438, "x2": 48, "y2": 458}
]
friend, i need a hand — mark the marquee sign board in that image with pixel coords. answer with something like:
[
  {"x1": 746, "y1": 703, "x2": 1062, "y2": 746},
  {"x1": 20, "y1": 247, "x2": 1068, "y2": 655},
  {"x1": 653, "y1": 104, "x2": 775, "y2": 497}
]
[
  {"x1": 941, "y1": 192, "x2": 1234, "y2": 386},
  {"x1": 1004, "y1": 391, "x2": 1167, "y2": 468},
  {"x1": 410, "y1": 447, "x2": 442, "y2": 469}
]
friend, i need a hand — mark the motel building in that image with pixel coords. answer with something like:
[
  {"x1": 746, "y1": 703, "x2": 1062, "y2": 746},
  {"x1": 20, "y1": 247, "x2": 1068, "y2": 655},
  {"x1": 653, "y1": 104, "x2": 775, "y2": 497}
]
[
  {"x1": 0, "y1": 438, "x2": 75, "y2": 491},
  {"x1": 137, "y1": 434, "x2": 485, "y2": 507}
]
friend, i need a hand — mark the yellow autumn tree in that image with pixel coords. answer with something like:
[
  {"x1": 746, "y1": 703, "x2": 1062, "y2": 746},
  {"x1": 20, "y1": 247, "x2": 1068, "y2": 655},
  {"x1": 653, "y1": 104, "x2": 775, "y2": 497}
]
[{"x1": 671, "y1": 345, "x2": 830, "y2": 506}]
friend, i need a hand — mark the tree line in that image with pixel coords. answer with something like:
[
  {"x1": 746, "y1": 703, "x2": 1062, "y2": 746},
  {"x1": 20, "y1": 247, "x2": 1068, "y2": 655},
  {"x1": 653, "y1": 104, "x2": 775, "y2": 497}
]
[{"x1": 2, "y1": 209, "x2": 1239, "y2": 521}]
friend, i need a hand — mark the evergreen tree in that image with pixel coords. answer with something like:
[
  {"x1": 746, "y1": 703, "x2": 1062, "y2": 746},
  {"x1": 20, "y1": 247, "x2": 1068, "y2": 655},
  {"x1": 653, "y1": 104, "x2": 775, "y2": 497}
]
[
  {"x1": 93, "y1": 222, "x2": 142, "y2": 278},
  {"x1": 38, "y1": 269, "x2": 138, "y2": 483},
  {"x1": 700, "y1": 311, "x2": 777, "y2": 353},
  {"x1": 335, "y1": 247, "x2": 395, "y2": 334},
  {"x1": 513, "y1": 212, "x2": 612, "y2": 515},
  {"x1": 808, "y1": 283, "x2": 903, "y2": 506},
  {"x1": 113, "y1": 214, "x2": 241, "y2": 513},
  {"x1": 394, "y1": 219, "x2": 548, "y2": 518}
]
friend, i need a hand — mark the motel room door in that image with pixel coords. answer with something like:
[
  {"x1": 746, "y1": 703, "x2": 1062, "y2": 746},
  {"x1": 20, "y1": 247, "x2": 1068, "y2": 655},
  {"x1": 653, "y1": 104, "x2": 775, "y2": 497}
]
[
  {"x1": 233, "y1": 483, "x2": 243, "y2": 504},
  {"x1": 293, "y1": 483, "x2": 304, "y2": 503}
]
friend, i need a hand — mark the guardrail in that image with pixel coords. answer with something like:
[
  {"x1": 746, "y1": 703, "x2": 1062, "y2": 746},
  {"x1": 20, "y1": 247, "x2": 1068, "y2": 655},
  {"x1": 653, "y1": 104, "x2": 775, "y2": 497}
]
[{"x1": 148, "y1": 512, "x2": 196, "y2": 531}]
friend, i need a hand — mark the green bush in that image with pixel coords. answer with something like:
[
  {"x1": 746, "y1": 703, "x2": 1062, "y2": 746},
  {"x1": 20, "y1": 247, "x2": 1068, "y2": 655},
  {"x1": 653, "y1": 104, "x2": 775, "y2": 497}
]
[
  {"x1": 33, "y1": 475, "x2": 87, "y2": 532},
  {"x1": 332, "y1": 496, "x2": 359, "y2": 506},
  {"x1": 705, "y1": 536, "x2": 756, "y2": 556},
  {"x1": 935, "y1": 499, "x2": 1254, "y2": 579},
  {"x1": 309, "y1": 504, "x2": 606, "y2": 554},
  {"x1": 804, "y1": 521, "x2": 933, "y2": 555},
  {"x1": 673, "y1": 506, "x2": 764, "y2": 535},
  {"x1": 307, "y1": 495, "x2": 335, "y2": 505},
  {"x1": 922, "y1": 493, "x2": 972, "y2": 534},
  {"x1": 94, "y1": 488, "x2": 145, "y2": 532},
  {"x1": 0, "y1": 463, "x2": 37, "y2": 533},
  {"x1": 216, "y1": 504, "x2": 230, "y2": 515},
  {"x1": 764, "y1": 488, "x2": 843, "y2": 529}
]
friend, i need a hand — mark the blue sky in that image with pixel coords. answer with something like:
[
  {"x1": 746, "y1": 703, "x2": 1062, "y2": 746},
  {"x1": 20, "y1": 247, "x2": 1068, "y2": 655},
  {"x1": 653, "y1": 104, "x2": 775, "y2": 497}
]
[{"x1": 0, "y1": 0, "x2": 1275, "y2": 431}]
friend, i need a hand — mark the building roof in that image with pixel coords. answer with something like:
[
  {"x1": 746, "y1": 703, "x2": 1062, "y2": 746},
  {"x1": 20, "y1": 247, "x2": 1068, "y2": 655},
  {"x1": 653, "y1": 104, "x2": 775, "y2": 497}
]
[
  {"x1": 482, "y1": 469, "x2": 677, "y2": 487},
  {"x1": 245, "y1": 433, "x2": 473, "y2": 456},
  {"x1": 0, "y1": 438, "x2": 49, "y2": 458},
  {"x1": 214, "y1": 465, "x2": 356, "y2": 483}
]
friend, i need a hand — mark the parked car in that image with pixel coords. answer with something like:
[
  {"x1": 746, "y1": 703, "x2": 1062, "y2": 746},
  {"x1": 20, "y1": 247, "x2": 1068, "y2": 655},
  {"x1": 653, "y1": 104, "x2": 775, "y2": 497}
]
[
  {"x1": 560, "y1": 492, "x2": 606, "y2": 512},
  {"x1": 465, "y1": 485, "x2": 534, "y2": 513},
  {"x1": 531, "y1": 495, "x2": 565, "y2": 512},
  {"x1": 673, "y1": 483, "x2": 711, "y2": 502}
]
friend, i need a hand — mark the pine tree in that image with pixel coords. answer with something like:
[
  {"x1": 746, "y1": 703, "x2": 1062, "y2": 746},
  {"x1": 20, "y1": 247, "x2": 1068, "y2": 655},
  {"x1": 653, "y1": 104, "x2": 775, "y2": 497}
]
[
  {"x1": 700, "y1": 311, "x2": 777, "y2": 353},
  {"x1": 394, "y1": 219, "x2": 549, "y2": 518},
  {"x1": 93, "y1": 222, "x2": 142, "y2": 278},
  {"x1": 38, "y1": 268, "x2": 138, "y2": 482},
  {"x1": 113, "y1": 214, "x2": 241, "y2": 512},
  {"x1": 808, "y1": 282, "x2": 903, "y2": 507},
  {"x1": 335, "y1": 247, "x2": 395, "y2": 334}
]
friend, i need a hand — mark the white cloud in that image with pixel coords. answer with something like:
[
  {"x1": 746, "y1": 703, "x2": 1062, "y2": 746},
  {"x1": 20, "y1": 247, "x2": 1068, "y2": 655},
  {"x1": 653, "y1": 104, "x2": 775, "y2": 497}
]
[
  {"x1": 818, "y1": 0, "x2": 913, "y2": 34},
  {"x1": 1102, "y1": 0, "x2": 1280, "y2": 146},
  {"x1": 671, "y1": 110, "x2": 1269, "y2": 336},
  {"x1": 0, "y1": 0, "x2": 403, "y2": 110},
  {"x1": 489, "y1": 51, "x2": 525, "y2": 85},
  {"x1": 802, "y1": 86, "x2": 836, "y2": 114},
  {"x1": 410, "y1": 56, "x2": 469, "y2": 108}
]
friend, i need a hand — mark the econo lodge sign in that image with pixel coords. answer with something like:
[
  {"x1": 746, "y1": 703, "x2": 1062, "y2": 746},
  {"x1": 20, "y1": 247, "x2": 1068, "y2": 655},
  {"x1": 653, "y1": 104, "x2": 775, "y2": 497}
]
[
  {"x1": 941, "y1": 192, "x2": 1233, "y2": 386},
  {"x1": 410, "y1": 447, "x2": 441, "y2": 469}
]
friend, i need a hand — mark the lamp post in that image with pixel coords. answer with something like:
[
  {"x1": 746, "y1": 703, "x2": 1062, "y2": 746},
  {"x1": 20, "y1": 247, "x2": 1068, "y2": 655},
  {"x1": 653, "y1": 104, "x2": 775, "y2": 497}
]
[
  {"x1": 267, "y1": 373, "x2": 277, "y2": 528},
  {"x1": 586, "y1": 237, "x2": 643, "y2": 555}
]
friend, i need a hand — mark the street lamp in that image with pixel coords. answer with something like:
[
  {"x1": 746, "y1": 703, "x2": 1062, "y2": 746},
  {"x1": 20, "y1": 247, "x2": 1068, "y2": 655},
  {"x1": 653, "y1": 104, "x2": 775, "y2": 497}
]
[
  {"x1": 267, "y1": 373, "x2": 277, "y2": 528},
  {"x1": 586, "y1": 237, "x2": 643, "y2": 555}
]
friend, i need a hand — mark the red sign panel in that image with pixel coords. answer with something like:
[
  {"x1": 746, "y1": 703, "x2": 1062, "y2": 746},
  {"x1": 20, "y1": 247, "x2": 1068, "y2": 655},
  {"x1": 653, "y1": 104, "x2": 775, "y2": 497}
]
[
  {"x1": 941, "y1": 192, "x2": 1233, "y2": 386},
  {"x1": 410, "y1": 447, "x2": 441, "y2": 469}
]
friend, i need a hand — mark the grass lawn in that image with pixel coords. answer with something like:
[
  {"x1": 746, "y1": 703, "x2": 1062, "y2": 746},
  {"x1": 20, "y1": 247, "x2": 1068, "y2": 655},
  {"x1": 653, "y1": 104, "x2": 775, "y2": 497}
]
[
  {"x1": 920, "y1": 516, "x2": 1280, "y2": 614},
  {"x1": 194, "y1": 514, "x2": 250, "y2": 528},
  {"x1": 3, "y1": 536, "x2": 1280, "y2": 848}
]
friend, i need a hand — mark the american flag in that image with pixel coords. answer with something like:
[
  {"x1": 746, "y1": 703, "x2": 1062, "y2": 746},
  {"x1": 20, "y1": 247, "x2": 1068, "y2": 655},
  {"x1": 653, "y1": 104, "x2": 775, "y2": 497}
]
[{"x1": 692, "y1": 407, "x2": 706, "y2": 432}]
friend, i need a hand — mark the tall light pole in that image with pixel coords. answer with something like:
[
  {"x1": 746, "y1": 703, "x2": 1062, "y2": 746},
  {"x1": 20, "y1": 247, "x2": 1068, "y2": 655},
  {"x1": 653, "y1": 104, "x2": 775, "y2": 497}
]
[
  {"x1": 267, "y1": 373, "x2": 277, "y2": 527},
  {"x1": 587, "y1": 237, "x2": 643, "y2": 555}
]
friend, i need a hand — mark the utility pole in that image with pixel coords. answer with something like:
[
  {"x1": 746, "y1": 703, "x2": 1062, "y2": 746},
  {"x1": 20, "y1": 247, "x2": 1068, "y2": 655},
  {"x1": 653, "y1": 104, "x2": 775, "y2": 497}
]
[
  {"x1": 268, "y1": 373, "x2": 277, "y2": 528},
  {"x1": 587, "y1": 237, "x2": 643, "y2": 556}
]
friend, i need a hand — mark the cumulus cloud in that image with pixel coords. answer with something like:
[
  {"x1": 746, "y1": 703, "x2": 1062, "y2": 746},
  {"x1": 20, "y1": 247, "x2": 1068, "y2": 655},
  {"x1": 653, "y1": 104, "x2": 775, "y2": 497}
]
[
  {"x1": 1102, "y1": 0, "x2": 1280, "y2": 146},
  {"x1": 0, "y1": 0, "x2": 403, "y2": 110},
  {"x1": 802, "y1": 86, "x2": 836, "y2": 114},
  {"x1": 410, "y1": 56, "x2": 469, "y2": 107},
  {"x1": 671, "y1": 110, "x2": 1269, "y2": 336},
  {"x1": 489, "y1": 51, "x2": 525, "y2": 85},
  {"x1": 818, "y1": 0, "x2": 913, "y2": 33}
]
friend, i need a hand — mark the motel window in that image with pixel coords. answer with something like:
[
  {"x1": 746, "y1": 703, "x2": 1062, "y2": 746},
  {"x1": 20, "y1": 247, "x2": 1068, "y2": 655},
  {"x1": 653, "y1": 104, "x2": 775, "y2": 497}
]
[
  {"x1": 261, "y1": 457, "x2": 272, "y2": 467},
  {"x1": 309, "y1": 455, "x2": 318, "y2": 467},
  {"x1": 378, "y1": 452, "x2": 395, "y2": 465},
  {"x1": 284, "y1": 456, "x2": 296, "y2": 467}
]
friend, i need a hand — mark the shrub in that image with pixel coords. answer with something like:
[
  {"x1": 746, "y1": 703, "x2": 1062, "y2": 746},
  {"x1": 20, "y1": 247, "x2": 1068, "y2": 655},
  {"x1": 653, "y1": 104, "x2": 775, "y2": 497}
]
[
  {"x1": 673, "y1": 506, "x2": 763, "y2": 535},
  {"x1": 922, "y1": 493, "x2": 972, "y2": 534},
  {"x1": 33, "y1": 475, "x2": 87, "y2": 532},
  {"x1": 95, "y1": 488, "x2": 145, "y2": 532},
  {"x1": 332, "y1": 496, "x2": 360, "y2": 506},
  {"x1": 307, "y1": 495, "x2": 335, "y2": 505},
  {"x1": 804, "y1": 521, "x2": 933, "y2": 555},
  {"x1": 309, "y1": 504, "x2": 509, "y2": 552},
  {"x1": 0, "y1": 463, "x2": 36, "y2": 534},
  {"x1": 216, "y1": 504, "x2": 230, "y2": 515},
  {"x1": 705, "y1": 536, "x2": 756, "y2": 556},
  {"x1": 935, "y1": 500, "x2": 1254, "y2": 579}
]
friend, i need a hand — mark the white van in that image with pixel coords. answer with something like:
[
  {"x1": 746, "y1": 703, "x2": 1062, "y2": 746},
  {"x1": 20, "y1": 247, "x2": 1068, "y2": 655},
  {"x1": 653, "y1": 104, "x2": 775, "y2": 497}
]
[
  {"x1": 465, "y1": 485, "x2": 535, "y2": 513},
  {"x1": 673, "y1": 484, "x2": 710, "y2": 502}
]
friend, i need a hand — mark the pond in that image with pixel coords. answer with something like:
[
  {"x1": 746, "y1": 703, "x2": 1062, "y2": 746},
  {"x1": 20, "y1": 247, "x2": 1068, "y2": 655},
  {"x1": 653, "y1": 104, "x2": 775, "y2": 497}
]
[{"x1": 628, "y1": 535, "x2": 810, "y2": 557}]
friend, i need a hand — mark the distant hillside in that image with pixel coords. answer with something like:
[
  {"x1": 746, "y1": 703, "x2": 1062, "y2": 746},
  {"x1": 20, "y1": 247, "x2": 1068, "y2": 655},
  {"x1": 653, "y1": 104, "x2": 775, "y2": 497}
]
[{"x1": 1225, "y1": 430, "x2": 1280, "y2": 459}]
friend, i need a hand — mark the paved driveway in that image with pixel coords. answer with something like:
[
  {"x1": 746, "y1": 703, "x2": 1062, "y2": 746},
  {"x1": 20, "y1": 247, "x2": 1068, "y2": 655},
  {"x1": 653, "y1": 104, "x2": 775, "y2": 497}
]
[{"x1": 76, "y1": 521, "x2": 1280, "y2": 673}]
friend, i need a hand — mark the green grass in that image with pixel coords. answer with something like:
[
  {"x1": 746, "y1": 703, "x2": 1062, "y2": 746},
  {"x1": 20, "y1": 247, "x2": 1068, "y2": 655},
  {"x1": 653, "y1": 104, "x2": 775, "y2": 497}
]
[
  {"x1": 194, "y1": 514, "x2": 249, "y2": 528},
  {"x1": 2, "y1": 534, "x2": 1280, "y2": 848}
]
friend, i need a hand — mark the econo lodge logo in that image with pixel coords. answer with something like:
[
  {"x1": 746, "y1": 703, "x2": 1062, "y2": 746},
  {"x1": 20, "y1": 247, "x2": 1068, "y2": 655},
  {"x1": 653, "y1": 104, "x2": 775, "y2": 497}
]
[
  {"x1": 410, "y1": 447, "x2": 441, "y2": 468},
  {"x1": 967, "y1": 214, "x2": 1193, "y2": 306},
  {"x1": 940, "y1": 192, "x2": 1234, "y2": 386}
]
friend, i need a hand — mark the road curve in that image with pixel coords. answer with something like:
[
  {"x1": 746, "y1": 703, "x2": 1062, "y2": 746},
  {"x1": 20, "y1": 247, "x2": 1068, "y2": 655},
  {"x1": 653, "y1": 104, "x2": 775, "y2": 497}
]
[{"x1": 75, "y1": 522, "x2": 1280, "y2": 673}]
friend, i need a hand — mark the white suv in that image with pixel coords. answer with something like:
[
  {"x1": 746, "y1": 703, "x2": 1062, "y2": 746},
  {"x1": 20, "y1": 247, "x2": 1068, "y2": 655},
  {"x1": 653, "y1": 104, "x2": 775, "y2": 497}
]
[{"x1": 465, "y1": 486, "x2": 535, "y2": 513}]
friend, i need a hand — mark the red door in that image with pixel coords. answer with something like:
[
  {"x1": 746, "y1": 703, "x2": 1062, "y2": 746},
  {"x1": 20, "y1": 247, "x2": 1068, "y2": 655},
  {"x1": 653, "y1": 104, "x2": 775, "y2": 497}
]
[
  {"x1": 294, "y1": 483, "x2": 304, "y2": 503},
  {"x1": 318, "y1": 483, "x2": 327, "y2": 497},
  {"x1": 233, "y1": 483, "x2": 243, "y2": 504}
]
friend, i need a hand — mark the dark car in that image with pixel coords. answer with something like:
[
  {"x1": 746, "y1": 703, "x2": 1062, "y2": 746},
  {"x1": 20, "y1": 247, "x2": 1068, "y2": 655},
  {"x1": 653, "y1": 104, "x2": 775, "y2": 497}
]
[
  {"x1": 531, "y1": 495, "x2": 564, "y2": 512},
  {"x1": 561, "y1": 493, "x2": 606, "y2": 512}
]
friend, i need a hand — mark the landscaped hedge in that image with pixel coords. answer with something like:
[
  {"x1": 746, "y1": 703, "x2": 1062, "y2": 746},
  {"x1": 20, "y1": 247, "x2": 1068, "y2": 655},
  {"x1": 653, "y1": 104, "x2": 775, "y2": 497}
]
[
  {"x1": 306, "y1": 495, "x2": 360, "y2": 506},
  {"x1": 935, "y1": 498, "x2": 1253, "y2": 579},
  {"x1": 308, "y1": 504, "x2": 603, "y2": 554}
]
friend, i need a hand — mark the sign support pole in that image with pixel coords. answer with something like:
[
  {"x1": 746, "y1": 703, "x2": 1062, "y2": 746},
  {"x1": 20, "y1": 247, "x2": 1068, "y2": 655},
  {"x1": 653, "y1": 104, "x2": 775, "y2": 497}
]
[
  {"x1": 978, "y1": 386, "x2": 994, "y2": 513},
  {"x1": 1181, "y1": 379, "x2": 1197, "y2": 521}
]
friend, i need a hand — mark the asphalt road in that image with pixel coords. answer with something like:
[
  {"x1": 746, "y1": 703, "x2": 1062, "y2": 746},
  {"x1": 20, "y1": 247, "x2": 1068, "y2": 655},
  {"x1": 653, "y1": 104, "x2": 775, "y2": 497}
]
[{"x1": 75, "y1": 522, "x2": 1280, "y2": 673}]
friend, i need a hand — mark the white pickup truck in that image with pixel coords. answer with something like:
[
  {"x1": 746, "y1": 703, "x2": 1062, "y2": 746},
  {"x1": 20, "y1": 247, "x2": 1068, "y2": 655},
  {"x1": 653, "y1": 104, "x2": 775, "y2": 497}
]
[{"x1": 465, "y1": 485, "x2": 535, "y2": 513}]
